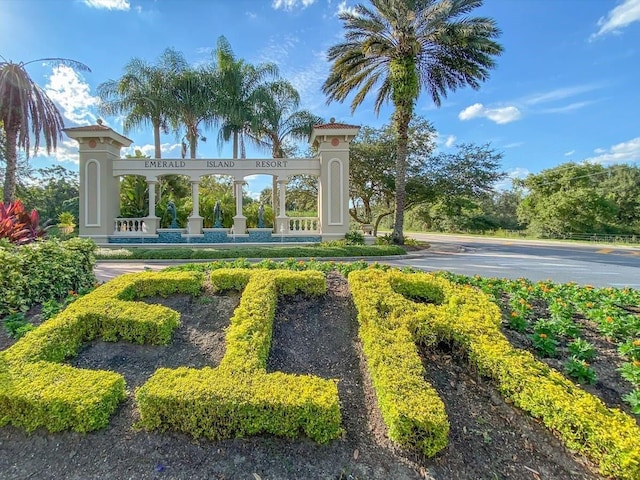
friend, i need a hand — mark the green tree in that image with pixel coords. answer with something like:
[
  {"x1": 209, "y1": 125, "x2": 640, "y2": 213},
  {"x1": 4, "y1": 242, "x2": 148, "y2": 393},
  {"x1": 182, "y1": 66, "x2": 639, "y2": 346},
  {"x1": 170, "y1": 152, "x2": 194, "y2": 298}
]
[
  {"x1": 286, "y1": 175, "x2": 318, "y2": 214},
  {"x1": 98, "y1": 48, "x2": 187, "y2": 159},
  {"x1": 250, "y1": 80, "x2": 323, "y2": 158},
  {"x1": 477, "y1": 189, "x2": 523, "y2": 231},
  {"x1": 211, "y1": 36, "x2": 279, "y2": 158},
  {"x1": 323, "y1": 0, "x2": 502, "y2": 244},
  {"x1": 349, "y1": 117, "x2": 437, "y2": 234},
  {"x1": 516, "y1": 163, "x2": 640, "y2": 236},
  {"x1": 349, "y1": 124, "x2": 397, "y2": 233},
  {"x1": 600, "y1": 165, "x2": 640, "y2": 229},
  {"x1": 0, "y1": 57, "x2": 90, "y2": 203},
  {"x1": 16, "y1": 165, "x2": 79, "y2": 224},
  {"x1": 170, "y1": 67, "x2": 218, "y2": 158}
]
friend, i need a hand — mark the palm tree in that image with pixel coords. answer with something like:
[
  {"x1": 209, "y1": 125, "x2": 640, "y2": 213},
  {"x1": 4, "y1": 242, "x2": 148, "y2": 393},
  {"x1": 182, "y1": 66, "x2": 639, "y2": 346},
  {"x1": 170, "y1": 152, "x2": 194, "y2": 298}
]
[
  {"x1": 323, "y1": 0, "x2": 502, "y2": 244},
  {"x1": 251, "y1": 80, "x2": 323, "y2": 158},
  {"x1": 0, "y1": 57, "x2": 90, "y2": 204},
  {"x1": 211, "y1": 36, "x2": 279, "y2": 159},
  {"x1": 97, "y1": 48, "x2": 187, "y2": 159},
  {"x1": 170, "y1": 67, "x2": 218, "y2": 159}
]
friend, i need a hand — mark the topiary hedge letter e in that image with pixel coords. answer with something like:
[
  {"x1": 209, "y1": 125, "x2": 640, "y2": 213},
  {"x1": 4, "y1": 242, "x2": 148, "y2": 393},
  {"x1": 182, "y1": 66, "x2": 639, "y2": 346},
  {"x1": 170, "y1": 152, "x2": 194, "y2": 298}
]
[
  {"x1": 0, "y1": 271, "x2": 202, "y2": 433},
  {"x1": 136, "y1": 269, "x2": 342, "y2": 444}
]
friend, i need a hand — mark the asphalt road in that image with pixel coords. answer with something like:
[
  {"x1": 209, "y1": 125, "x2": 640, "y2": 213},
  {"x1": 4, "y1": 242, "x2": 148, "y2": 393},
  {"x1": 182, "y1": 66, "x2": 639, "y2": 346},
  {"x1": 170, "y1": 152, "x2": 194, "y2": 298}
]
[
  {"x1": 398, "y1": 233, "x2": 640, "y2": 288},
  {"x1": 94, "y1": 234, "x2": 640, "y2": 288}
]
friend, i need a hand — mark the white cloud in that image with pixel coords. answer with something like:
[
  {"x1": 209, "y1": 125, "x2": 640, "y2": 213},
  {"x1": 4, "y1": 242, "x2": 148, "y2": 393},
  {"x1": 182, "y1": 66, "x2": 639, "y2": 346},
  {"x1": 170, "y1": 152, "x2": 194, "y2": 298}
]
[
  {"x1": 124, "y1": 143, "x2": 183, "y2": 158},
  {"x1": 444, "y1": 135, "x2": 456, "y2": 148},
  {"x1": 335, "y1": 1, "x2": 357, "y2": 16},
  {"x1": 287, "y1": 50, "x2": 331, "y2": 111},
  {"x1": 502, "y1": 142, "x2": 523, "y2": 149},
  {"x1": 523, "y1": 84, "x2": 600, "y2": 106},
  {"x1": 272, "y1": 0, "x2": 316, "y2": 11},
  {"x1": 256, "y1": 35, "x2": 299, "y2": 66},
  {"x1": 458, "y1": 103, "x2": 521, "y2": 124},
  {"x1": 540, "y1": 101, "x2": 596, "y2": 114},
  {"x1": 564, "y1": 150, "x2": 575, "y2": 157},
  {"x1": 583, "y1": 137, "x2": 640, "y2": 164},
  {"x1": 592, "y1": 0, "x2": 640, "y2": 38},
  {"x1": 83, "y1": 0, "x2": 130, "y2": 10},
  {"x1": 33, "y1": 139, "x2": 80, "y2": 164},
  {"x1": 45, "y1": 65, "x2": 98, "y2": 126}
]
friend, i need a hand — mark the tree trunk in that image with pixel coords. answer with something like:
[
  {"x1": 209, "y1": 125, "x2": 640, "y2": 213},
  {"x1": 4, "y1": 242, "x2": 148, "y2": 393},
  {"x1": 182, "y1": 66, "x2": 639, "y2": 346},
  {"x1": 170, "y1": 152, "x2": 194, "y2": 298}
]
[
  {"x1": 153, "y1": 120, "x2": 162, "y2": 159},
  {"x1": 3, "y1": 127, "x2": 18, "y2": 204},
  {"x1": 233, "y1": 131, "x2": 239, "y2": 159},
  {"x1": 392, "y1": 109, "x2": 411, "y2": 245},
  {"x1": 374, "y1": 210, "x2": 394, "y2": 237},
  {"x1": 190, "y1": 134, "x2": 197, "y2": 159},
  {"x1": 389, "y1": 55, "x2": 419, "y2": 245}
]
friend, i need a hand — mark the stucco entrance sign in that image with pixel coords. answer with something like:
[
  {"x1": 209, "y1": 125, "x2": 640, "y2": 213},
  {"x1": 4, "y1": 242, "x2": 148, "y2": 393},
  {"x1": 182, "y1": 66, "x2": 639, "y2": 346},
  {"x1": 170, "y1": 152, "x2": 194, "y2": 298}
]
[{"x1": 65, "y1": 120, "x2": 359, "y2": 245}]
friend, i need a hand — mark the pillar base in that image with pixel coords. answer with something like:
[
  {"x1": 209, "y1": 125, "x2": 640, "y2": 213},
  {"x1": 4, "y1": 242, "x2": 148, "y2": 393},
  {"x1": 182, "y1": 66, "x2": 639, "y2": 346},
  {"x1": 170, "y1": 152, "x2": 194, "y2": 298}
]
[
  {"x1": 275, "y1": 216, "x2": 289, "y2": 234},
  {"x1": 232, "y1": 216, "x2": 247, "y2": 234},
  {"x1": 143, "y1": 216, "x2": 159, "y2": 234},
  {"x1": 188, "y1": 216, "x2": 203, "y2": 234}
]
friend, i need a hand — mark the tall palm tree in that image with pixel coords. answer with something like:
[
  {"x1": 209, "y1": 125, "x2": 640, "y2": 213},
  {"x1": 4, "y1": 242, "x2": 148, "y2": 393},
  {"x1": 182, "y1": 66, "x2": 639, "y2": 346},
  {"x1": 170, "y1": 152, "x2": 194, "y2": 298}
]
[
  {"x1": 0, "y1": 57, "x2": 90, "y2": 204},
  {"x1": 170, "y1": 67, "x2": 218, "y2": 159},
  {"x1": 323, "y1": 0, "x2": 502, "y2": 244},
  {"x1": 97, "y1": 48, "x2": 187, "y2": 159},
  {"x1": 211, "y1": 36, "x2": 279, "y2": 159},
  {"x1": 251, "y1": 80, "x2": 323, "y2": 158}
]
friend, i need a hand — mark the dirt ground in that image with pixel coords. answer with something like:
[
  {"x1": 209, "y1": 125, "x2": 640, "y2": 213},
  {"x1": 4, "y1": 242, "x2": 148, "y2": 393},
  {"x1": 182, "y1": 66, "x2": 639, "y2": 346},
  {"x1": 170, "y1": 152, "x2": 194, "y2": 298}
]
[{"x1": 0, "y1": 273, "x2": 608, "y2": 479}]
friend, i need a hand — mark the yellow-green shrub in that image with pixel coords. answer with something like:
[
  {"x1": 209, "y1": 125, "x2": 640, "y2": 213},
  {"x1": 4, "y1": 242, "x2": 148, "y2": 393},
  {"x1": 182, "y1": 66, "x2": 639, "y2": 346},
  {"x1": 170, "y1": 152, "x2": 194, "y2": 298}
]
[
  {"x1": 0, "y1": 271, "x2": 202, "y2": 433},
  {"x1": 349, "y1": 269, "x2": 640, "y2": 480},
  {"x1": 348, "y1": 269, "x2": 449, "y2": 457},
  {"x1": 136, "y1": 269, "x2": 341, "y2": 444}
]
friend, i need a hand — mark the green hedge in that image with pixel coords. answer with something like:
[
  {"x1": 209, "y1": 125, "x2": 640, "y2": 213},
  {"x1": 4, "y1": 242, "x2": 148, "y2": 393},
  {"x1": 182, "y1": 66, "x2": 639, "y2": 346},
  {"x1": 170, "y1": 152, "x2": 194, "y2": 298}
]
[
  {"x1": 0, "y1": 271, "x2": 202, "y2": 433},
  {"x1": 348, "y1": 269, "x2": 449, "y2": 457},
  {"x1": 0, "y1": 238, "x2": 97, "y2": 315},
  {"x1": 349, "y1": 269, "x2": 640, "y2": 480},
  {"x1": 96, "y1": 244, "x2": 405, "y2": 260},
  {"x1": 136, "y1": 269, "x2": 342, "y2": 444}
]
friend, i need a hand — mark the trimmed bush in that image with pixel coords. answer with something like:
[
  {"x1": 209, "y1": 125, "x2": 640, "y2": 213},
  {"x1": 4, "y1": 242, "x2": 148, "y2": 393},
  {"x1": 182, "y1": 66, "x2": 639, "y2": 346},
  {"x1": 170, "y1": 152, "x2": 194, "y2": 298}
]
[
  {"x1": 348, "y1": 269, "x2": 449, "y2": 458},
  {"x1": 136, "y1": 269, "x2": 342, "y2": 444},
  {"x1": 0, "y1": 238, "x2": 97, "y2": 316},
  {"x1": 349, "y1": 269, "x2": 640, "y2": 480},
  {"x1": 0, "y1": 271, "x2": 202, "y2": 433}
]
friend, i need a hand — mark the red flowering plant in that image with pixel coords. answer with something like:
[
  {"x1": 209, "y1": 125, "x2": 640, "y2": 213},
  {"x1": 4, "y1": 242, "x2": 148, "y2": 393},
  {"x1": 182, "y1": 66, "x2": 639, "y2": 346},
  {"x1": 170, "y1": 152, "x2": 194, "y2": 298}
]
[{"x1": 0, "y1": 200, "x2": 50, "y2": 245}]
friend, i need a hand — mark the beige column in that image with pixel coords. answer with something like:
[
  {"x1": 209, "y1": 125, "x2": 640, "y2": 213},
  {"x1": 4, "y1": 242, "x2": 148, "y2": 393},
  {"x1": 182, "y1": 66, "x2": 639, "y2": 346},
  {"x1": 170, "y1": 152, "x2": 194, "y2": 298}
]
[
  {"x1": 309, "y1": 121, "x2": 360, "y2": 241},
  {"x1": 272, "y1": 176, "x2": 277, "y2": 213},
  {"x1": 232, "y1": 179, "x2": 247, "y2": 233},
  {"x1": 275, "y1": 178, "x2": 288, "y2": 234},
  {"x1": 64, "y1": 123, "x2": 133, "y2": 245},
  {"x1": 187, "y1": 179, "x2": 203, "y2": 234},
  {"x1": 144, "y1": 178, "x2": 159, "y2": 233}
]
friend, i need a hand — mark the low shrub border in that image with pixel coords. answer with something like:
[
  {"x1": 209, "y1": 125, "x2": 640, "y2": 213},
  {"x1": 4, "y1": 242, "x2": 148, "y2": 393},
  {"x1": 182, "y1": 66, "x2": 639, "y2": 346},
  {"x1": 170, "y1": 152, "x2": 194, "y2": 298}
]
[
  {"x1": 349, "y1": 269, "x2": 640, "y2": 480},
  {"x1": 135, "y1": 269, "x2": 342, "y2": 444},
  {"x1": 96, "y1": 244, "x2": 405, "y2": 260},
  {"x1": 0, "y1": 271, "x2": 202, "y2": 433}
]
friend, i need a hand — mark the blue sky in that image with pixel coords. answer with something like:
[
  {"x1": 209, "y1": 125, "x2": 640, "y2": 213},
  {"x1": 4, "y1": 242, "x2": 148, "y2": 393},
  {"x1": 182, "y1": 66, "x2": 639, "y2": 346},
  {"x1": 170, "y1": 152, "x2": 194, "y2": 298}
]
[{"x1": 2, "y1": 0, "x2": 640, "y2": 196}]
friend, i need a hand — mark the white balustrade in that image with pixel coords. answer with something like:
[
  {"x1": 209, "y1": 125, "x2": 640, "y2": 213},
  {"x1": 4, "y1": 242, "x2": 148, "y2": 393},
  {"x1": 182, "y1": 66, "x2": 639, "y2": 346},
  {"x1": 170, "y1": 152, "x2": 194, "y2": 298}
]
[
  {"x1": 288, "y1": 217, "x2": 319, "y2": 233},
  {"x1": 113, "y1": 218, "x2": 147, "y2": 234}
]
